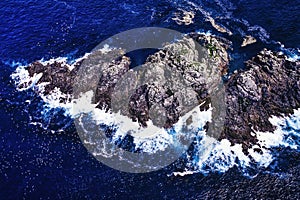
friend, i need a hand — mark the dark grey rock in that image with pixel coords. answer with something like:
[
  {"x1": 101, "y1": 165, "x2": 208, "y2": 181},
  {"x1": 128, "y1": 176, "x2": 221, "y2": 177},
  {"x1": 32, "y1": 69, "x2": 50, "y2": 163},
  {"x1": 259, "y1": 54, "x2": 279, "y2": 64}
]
[{"x1": 20, "y1": 34, "x2": 300, "y2": 153}]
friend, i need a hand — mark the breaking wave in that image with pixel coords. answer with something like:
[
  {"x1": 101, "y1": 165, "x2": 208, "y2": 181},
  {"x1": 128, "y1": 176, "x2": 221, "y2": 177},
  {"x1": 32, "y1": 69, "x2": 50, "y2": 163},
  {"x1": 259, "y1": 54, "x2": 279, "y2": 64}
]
[{"x1": 10, "y1": 47, "x2": 300, "y2": 176}]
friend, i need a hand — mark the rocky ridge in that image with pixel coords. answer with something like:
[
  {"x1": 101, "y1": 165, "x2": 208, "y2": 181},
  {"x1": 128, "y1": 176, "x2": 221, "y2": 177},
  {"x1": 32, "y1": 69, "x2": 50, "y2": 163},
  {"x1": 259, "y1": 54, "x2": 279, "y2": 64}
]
[
  {"x1": 223, "y1": 49, "x2": 300, "y2": 151},
  {"x1": 13, "y1": 33, "x2": 300, "y2": 152}
]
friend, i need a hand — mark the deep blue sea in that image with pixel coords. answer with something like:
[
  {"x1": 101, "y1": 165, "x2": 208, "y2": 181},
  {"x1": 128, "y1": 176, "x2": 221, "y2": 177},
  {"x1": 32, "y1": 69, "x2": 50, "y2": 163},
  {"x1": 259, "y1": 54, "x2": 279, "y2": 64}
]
[{"x1": 0, "y1": 0, "x2": 299, "y2": 199}]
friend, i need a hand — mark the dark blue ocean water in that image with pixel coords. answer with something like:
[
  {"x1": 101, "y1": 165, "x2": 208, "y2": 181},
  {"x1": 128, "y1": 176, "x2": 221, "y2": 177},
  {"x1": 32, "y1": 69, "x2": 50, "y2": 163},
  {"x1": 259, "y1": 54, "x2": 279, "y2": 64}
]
[{"x1": 0, "y1": 0, "x2": 299, "y2": 199}]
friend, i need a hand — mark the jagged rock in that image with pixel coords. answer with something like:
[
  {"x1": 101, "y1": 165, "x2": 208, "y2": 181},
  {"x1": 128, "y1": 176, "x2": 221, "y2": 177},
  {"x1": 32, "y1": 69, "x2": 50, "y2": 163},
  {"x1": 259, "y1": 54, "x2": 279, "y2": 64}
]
[
  {"x1": 27, "y1": 60, "x2": 80, "y2": 95},
  {"x1": 223, "y1": 49, "x2": 300, "y2": 152},
  {"x1": 25, "y1": 33, "x2": 230, "y2": 130},
  {"x1": 15, "y1": 34, "x2": 300, "y2": 152},
  {"x1": 241, "y1": 35, "x2": 257, "y2": 47}
]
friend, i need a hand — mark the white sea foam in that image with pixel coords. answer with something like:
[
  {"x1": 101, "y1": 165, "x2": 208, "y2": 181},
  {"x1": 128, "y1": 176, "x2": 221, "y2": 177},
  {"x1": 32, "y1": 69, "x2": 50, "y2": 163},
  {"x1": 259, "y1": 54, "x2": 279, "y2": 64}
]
[
  {"x1": 286, "y1": 54, "x2": 300, "y2": 62},
  {"x1": 173, "y1": 108, "x2": 300, "y2": 176},
  {"x1": 72, "y1": 90, "x2": 212, "y2": 154},
  {"x1": 10, "y1": 43, "x2": 300, "y2": 176},
  {"x1": 10, "y1": 65, "x2": 44, "y2": 91},
  {"x1": 10, "y1": 60, "x2": 213, "y2": 155},
  {"x1": 10, "y1": 52, "x2": 91, "y2": 92},
  {"x1": 278, "y1": 46, "x2": 300, "y2": 62},
  {"x1": 11, "y1": 60, "x2": 76, "y2": 117},
  {"x1": 39, "y1": 53, "x2": 90, "y2": 71},
  {"x1": 12, "y1": 53, "x2": 300, "y2": 175},
  {"x1": 10, "y1": 50, "x2": 98, "y2": 113}
]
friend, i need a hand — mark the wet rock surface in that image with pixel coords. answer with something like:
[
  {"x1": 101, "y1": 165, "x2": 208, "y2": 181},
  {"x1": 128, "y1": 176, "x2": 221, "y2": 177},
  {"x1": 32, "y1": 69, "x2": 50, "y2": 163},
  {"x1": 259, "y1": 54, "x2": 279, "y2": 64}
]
[
  {"x1": 223, "y1": 49, "x2": 300, "y2": 151},
  {"x1": 27, "y1": 33, "x2": 230, "y2": 130},
  {"x1": 241, "y1": 35, "x2": 257, "y2": 47},
  {"x1": 21, "y1": 33, "x2": 300, "y2": 151},
  {"x1": 27, "y1": 61, "x2": 80, "y2": 95}
]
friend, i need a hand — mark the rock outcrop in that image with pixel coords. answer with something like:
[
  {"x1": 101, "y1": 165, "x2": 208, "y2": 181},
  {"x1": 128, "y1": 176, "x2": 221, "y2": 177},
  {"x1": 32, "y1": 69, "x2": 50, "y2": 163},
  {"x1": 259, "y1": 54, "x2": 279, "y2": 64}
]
[
  {"x1": 25, "y1": 33, "x2": 230, "y2": 130},
  {"x1": 223, "y1": 49, "x2": 300, "y2": 151},
  {"x1": 241, "y1": 35, "x2": 257, "y2": 47},
  {"x1": 15, "y1": 33, "x2": 300, "y2": 152}
]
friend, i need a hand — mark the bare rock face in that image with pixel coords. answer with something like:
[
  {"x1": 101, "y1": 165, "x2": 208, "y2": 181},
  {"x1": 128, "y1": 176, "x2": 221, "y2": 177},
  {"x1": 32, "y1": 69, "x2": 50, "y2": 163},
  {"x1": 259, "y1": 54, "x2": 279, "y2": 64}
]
[
  {"x1": 128, "y1": 34, "x2": 230, "y2": 128},
  {"x1": 241, "y1": 35, "x2": 257, "y2": 47},
  {"x1": 27, "y1": 60, "x2": 80, "y2": 95},
  {"x1": 16, "y1": 33, "x2": 300, "y2": 151},
  {"x1": 223, "y1": 49, "x2": 300, "y2": 151},
  {"x1": 25, "y1": 33, "x2": 230, "y2": 130}
]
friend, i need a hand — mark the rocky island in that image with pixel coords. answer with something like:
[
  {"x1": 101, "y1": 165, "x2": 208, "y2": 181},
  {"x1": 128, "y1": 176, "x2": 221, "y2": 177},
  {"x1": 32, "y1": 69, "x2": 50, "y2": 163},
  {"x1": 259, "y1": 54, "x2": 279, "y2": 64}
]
[{"x1": 13, "y1": 32, "x2": 300, "y2": 155}]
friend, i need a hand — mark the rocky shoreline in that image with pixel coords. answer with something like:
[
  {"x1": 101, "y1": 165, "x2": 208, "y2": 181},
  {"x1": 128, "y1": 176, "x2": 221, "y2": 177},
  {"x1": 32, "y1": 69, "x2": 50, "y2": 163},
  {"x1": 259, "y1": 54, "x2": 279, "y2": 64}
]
[
  {"x1": 223, "y1": 49, "x2": 300, "y2": 152},
  {"x1": 13, "y1": 32, "x2": 300, "y2": 153}
]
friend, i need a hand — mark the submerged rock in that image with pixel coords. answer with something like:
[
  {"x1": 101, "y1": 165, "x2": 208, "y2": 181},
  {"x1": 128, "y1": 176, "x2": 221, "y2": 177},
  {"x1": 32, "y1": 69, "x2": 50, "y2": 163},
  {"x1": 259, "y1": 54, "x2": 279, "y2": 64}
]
[{"x1": 172, "y1": 9, "x2": 195, "y2": 25}]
